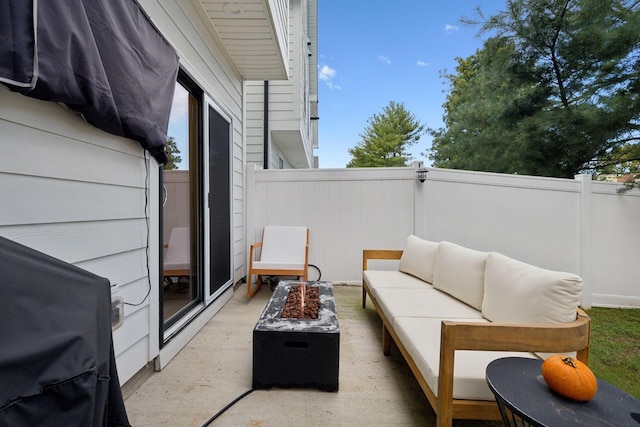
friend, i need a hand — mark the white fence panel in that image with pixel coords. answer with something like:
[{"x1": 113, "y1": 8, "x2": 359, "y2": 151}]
[
  {"x1": 419, "y1": 168, "x2": 581, "y2": 273},
  {"x1": 246, "y1": 165, "x2": 640, "y2": 308},
  {"x1": 589, "y1": 181, "x2": 640, "y2": 307},
  {"x1": 247, "y1": 167, "x2": 414, "y2": 283}
]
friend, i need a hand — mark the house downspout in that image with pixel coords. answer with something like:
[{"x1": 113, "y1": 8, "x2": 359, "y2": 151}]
[{"x1": 263, "y1": 81, "x2": 269, "y2": 169}]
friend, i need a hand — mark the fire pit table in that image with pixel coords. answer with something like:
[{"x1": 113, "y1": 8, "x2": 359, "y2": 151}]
[{"x1": 252, "y1": 281, "x2": 340, "y2": 392}]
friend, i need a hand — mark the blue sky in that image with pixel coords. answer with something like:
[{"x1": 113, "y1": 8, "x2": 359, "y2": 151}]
[{"x1": 315, "y1": 1, "x2": 506, "y2": 168}]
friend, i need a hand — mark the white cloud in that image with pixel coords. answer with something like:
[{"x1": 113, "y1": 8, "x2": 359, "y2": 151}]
[
  {"x1": 445, "y1": 24, "x2": 460, "y2": 33},
  {"x1": 377, "y1": 55, "x2": 391, "y2": 64},
  {"x1": 319, "y1": 65, "x2": 336, "y2": 81},
  {"x1": 319, "y1": 64, "x2": 340, "y2": 90},
  {"x1": 416, "y1": 60, "x2": 430, "y2": 67}
]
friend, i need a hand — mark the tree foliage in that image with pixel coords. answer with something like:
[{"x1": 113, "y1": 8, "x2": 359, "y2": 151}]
[
  {"x1": 163, "y1": 136, "x2": 182, "y2": 170},
  {"x1": 429, "y1": 0, "x2": 640, "y2": 179},
  {"x1": 347, "y1": 101, "x2": 424, "y2": 168}
]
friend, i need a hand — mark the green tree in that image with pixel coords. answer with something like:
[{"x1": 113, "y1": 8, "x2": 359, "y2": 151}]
[
  {"x1": 347, "y1": 101, "x2": 424, "y2": 168},
  {"x1": 163, "y1": 136, "x2": 182, "y2": 170},
  {"x1": 429, "y1": 37, "x2": 550, "y2": 174},
  {"x1": 596, "y1": 143, "x2": 640, "y2": 191},
  {"x1": 429, "y1": 0, "x2": 640, "y2": 178}
]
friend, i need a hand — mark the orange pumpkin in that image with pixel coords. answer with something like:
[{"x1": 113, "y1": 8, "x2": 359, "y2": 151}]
[{"x1": 541, "y1": 355, "x2": 598, "y2": 401}]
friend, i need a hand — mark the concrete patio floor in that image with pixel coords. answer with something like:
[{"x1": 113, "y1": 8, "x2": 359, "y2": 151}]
[{"x1": 124, "y1": 284, "x2": 501, "y2": 427}]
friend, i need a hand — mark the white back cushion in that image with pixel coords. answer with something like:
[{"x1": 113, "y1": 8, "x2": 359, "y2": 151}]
[
  {"x1": 482, "y1": 252, "x2": 583, "y2": 324},
  {"x1": 260, "y1": 226, "x2": 308, "y2": 263},
  {"x1": 433, "y1": 241, "x2": 488, "y2": 310},
  {"x1": 398, "y1": 235, "x2": 439, "y2": 284}
]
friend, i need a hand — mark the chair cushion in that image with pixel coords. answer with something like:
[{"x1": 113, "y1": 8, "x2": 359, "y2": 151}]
[
  {"x1": 252, "y1": 261, "x2": 305, "y2": 271},
  {"x1": 394, "y1": 317, "x2": 538, "y2": 400},
  {"x1": 482, "y1": 252, "x2": 583, "y2": 324},
  {"x1": 433, "y1": 242, "x2": 488, "y2": 311},
  {"x1": 398, "y1": 235, "x2": 439, "y2": 284},
  {"x1": 260, "y1": 226, "x2": 308, "y2": 263},
  {"x1": 164, "y1": 227, "x2": 190, "y2": 271},
  {"x1": 375, "y1": 288, "x2": 483, "y2": 328}
]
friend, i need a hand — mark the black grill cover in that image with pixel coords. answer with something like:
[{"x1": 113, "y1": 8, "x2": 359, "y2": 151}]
[{"x1": 0, "y1": 236, "x2": 130, "y2": 427}]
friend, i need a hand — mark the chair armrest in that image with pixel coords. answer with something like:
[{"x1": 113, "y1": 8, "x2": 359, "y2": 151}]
[
  {"x1": 362, "y1": 249, "x2": 403, "y2": 271},
  {"x1": 249, "y1": 241, "x2": 263, "y2": 268},
  {"x1": 436, "y1": 310, "x2": 590, "y2": 425},
  {"x1": 440, "y1": 309, "x2": 590, "y2": 355}
]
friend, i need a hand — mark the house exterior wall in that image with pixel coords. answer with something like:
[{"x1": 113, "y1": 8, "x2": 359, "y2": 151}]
[
  {"x1": 244, "y1": 82, "x2": 267, "y2": 167},
  {"x1": 247, "y1": 165, "x2": 640, "y2": 309},
  {"x1": 269, "y1": 0, "x2": 314, "y2": 168},
  {"x1": 116, "y1": 0, "x2": 251, "y2": 372},
  {"x1": 245, "y1": 0, "x2": 316, "y2": 170},
  {"x1": 0, "y1": 0, "x2": 252, "y2": 384},
  {"x1": 0, "y1": 86, "x2": 160, "y2": 383}
]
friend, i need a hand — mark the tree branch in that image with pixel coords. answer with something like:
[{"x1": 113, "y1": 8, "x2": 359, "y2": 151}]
[{"x1": 550, "y1": 0, "x2": 572, "y2": 108}]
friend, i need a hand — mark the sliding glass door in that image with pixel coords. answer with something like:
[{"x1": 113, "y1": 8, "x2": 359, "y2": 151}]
[
  {"x1": 160, "y1": 71, "x2": 203, "y2": 330},
  {"x1": 159, "y1": 71, "x2": 233, "y2": 343},
  {"x1": 205, "y1": 99, "x2": 233, "y2": 301}
]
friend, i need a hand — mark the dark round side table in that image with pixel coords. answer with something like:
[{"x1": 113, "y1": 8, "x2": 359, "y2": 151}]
[{"x1": 486, "y1": 357, "x2": 640, "y2": 427}]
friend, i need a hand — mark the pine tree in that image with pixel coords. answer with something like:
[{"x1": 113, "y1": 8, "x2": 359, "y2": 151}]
[
  {"x1": 163, "y1": 136, "x2": 182, "y2": 170},
  {"x1": 347, "y1": 101, "x2": 424, "y2": 168},
  {"x1": 429, "y1": 0, "x2": 640, "y2": 178}
]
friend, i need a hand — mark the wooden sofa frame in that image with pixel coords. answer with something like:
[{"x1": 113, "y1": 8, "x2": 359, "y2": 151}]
[{"x1": 362, "y1": 249, "x2": 591, "y2": 427}]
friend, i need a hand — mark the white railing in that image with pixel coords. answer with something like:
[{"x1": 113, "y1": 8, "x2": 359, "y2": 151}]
[{"x1": 246, "y1": 165, "x2": 640, "y2": 309}]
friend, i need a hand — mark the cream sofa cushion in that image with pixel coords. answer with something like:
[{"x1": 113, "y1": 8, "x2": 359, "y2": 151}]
[
  {"x1": 394, "y1": 317, "x2": 537, "y2": 400},
  {"x1": 398, "y1": 235, "x2": 439, "y2": 284},
  {"x1": 375, "y1": 288, "x2": 483, "y2": 328},
  {"x1": 433, "y1": 241, "x2": 488, "y2": 311},
  {"x1": 482, "y1": 252, "x2": 583, "y2": 324},
  {"x1": 363, "y1": 270, "x2": 431, "y2": 300}
]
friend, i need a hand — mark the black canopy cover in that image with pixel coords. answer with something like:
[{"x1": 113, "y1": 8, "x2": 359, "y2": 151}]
[
  {"x1": 0, "y1": 0, "x2": 179, "y2": 164},
  {"x1": 0, "y1": 236, "x2": 130, "y2": 426}
]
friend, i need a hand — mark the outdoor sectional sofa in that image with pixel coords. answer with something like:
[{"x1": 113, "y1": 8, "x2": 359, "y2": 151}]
[{"x1": 362, "y1": 235, "x2": 591, "y2": 427}]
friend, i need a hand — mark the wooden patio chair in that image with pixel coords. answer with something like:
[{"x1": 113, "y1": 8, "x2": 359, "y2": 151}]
[{"x1": 247, "y1": 226, "x2": 309, "y2": 298}]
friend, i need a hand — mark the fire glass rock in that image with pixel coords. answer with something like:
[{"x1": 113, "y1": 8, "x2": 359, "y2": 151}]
[{"x1": 281, "y1": 284, "x2": 319, "y2": 319}]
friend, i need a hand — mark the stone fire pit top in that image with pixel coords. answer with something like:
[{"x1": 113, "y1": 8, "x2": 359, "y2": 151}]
[{"x1": 254, "y1": 281, "x2": 339, "y2": 333}]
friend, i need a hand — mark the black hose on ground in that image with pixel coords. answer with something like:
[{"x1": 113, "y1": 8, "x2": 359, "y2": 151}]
[{"x1": 201, "y1": 388, "x2": 255, "y2": 426}]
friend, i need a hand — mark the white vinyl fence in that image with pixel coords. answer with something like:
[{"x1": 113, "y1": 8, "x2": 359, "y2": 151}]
[{"x1": 246, "y1": 165, "x2": 640, "y2": 309}]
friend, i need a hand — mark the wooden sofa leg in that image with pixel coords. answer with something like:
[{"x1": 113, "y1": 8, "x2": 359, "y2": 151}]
[
  {"x1": 382, "y1": 324, "x2": 392, "y2": 356},
  {"x1": 362, "y1": 286, "x2": 367, "y2": 308}
]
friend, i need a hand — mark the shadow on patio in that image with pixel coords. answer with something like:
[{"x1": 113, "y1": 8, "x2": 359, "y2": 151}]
[{"x1": 124, "y1": 284, "x2": 501, "y2": 426}]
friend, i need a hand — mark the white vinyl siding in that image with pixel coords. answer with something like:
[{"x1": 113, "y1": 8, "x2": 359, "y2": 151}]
[
  {"x1": 244, "y1": 81, "x2": 267, "y2": 167},
  {"x1": 0, "y1": 0, "x2": 248, "y2": 384},
  {"x1": 0, "y1": 87, "x2": 158, "y2": 383},
  {"x1": 244, "y1": 0, "x2": 314, "y2": 170}
]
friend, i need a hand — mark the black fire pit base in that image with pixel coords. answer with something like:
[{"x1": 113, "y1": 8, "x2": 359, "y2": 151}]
[{"x1": 252, "y1": 281, "x2": 339, "y2": 392}]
